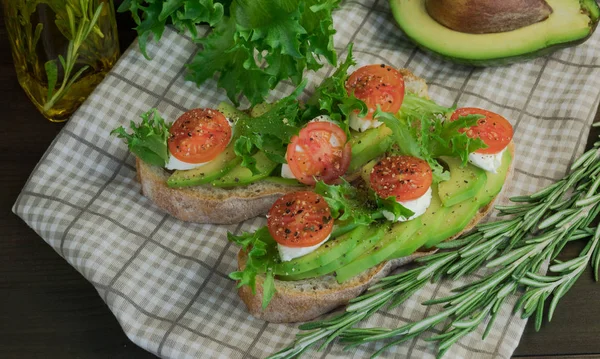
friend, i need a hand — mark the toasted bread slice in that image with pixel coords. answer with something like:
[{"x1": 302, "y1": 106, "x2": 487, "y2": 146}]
[
  {"x1": 237, "y1": 143, "x2": 514, "y2": 323},
  {"x1": 136, "y1": 158, "x2": 302, "y2": 224},
  {"x1": 135, "y1": 69, "x2": 429, "y2": 224}
]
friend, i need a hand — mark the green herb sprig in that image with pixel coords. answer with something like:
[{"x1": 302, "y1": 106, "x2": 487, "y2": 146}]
[
  {"x1": 44, "y1": 1, "x2": 105, "y2": 111},
  {"x1": 270, "y1": 124, "x2": 600, "y2": 359}
]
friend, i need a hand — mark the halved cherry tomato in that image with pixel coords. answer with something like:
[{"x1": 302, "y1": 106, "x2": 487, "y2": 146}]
[
  {"x1": 345, "y1": 64, "x2": 405, "y2": 120},
  {"x1": 267, "y1": 191, "x2": 333, "y2": 248},
  {"x1": 370, "y1": 156, "x2": 432, "y2": 201},
  {"x1": 168, "y1": 108, "x2": 231, "y2": 163},
  {"x1": 286, "y1": 121, "x2": 352, "y2": 185},
  {"x1": 450, "y1": 108, "x2": 513, "y2": 155}
]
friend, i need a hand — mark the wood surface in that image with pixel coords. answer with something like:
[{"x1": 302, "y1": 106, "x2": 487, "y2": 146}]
[{"x1": 1, "y1": 4, "x2": 599, "y2": 359}]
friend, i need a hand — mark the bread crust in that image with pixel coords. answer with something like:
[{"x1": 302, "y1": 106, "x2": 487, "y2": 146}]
[
  {"x1": 134, "y1": 68, "x2": 429, "y2": 224},
  {"x1": 237, "y1": 143, "x2": 515, "y2": 323},
  {"x1": 136, "y1": 158, "x2": 303, "y2": 224}
]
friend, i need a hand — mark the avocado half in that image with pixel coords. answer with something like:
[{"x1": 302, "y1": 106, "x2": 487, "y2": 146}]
[{"x1": 390, "y1": 0, "x2": 600, "y2": 66}]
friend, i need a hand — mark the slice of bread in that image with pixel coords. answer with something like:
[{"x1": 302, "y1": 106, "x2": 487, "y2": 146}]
[
  {"x1": 237, "y1": 143, "x2": 515, "y2": 323},
  {"x1": 135, "y1": 69, "x2": 429, "y2": 224}
]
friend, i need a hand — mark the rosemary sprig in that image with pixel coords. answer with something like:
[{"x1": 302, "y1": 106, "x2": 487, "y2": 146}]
[
  {"x1": 270, "y1": 125, "x2": 600, "y2": 359},
  {"x1": 44, "y1": 0, "x2": 104, "y2": 111}
]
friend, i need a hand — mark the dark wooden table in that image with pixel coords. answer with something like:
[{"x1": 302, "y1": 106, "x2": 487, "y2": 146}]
[{"x1": 1, "y1": 6, "x2": 600, "y2": 359}]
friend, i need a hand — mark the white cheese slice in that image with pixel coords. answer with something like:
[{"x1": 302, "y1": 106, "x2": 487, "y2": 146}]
[
  {"x1": 382, "y1": 187, "x2": 432, "y2": 222},
  {"x1": 281, "y1": 163, "x2": 295, "y2": 179},
  {"x1": 468, "y1": 148, "x2": 506, "y2": 173},
  {"x1": 165, "y1": 155, "x2": 209, "y2": 171},
  {"x1": 277, "y1": 234, "x2": 331, "y2": 262},
  {"x1": 348, "y1": 112, "x2": 383, "y2": 132}
]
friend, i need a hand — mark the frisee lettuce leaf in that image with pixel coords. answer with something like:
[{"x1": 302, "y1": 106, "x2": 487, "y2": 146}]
[
  {"x1": 302, "y1": 43, "x2": 367, "y2": 133},
  {"x1": 314, "y1": 180, "x2": 414, "y2": 225},
  {"x1": 227, "y1": 227, "x2": 278, "y2": 309},
  {"x1": 118, "y1": 0, "x2": 227, "y2": 59},
  {"x1": 111, "y1": 108, "x2": 170, "y2": 167},
  {"x1": 119, "y1": 0, "x2": 340, "y2": 106},
  {"x1": 233, "y1": 83, "x2": 306, "y2": 174},
  {"x1": 375, "y1": 93, "x2": 487, "y2": 182}
]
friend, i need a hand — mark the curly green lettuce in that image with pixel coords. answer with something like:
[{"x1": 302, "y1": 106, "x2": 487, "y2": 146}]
[
  {"x1": 110, "y1": 108, "x2": 170, "y2": 167},
  {"x1": 375, "y1": 94, "x2": 487, "y2": 182},
  {"x1": 119, "y1": 0, "x2": 340, "y2": 106},
  {"x1": 228, "y1": 227, "x2": 278, "y2": 309}
]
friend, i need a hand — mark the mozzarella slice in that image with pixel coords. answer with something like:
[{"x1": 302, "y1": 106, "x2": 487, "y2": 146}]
[
  {"x1": 281, "y1": 163, "x2": 295, "y2": 179},
  {"x1": 277, "y1": 234, "x2": 331, "y2": 262},
  {"x1": 165, "y1": 155, "x2": 209, "y2": 171},
  {"x1": 468, "y1": 148, "x2": 506, "y2": 173},
  {"x1": 311, "y1": 115, "x2": 334, "y2": 123},
  {"x1": 349, "y1": 112, "x2": 383, "y2": 132},
  {"x1": 382, "y1": 187, "x2": 432, "y2": 222}
]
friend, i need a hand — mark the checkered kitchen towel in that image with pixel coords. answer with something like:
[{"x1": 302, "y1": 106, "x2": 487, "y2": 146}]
[{"x1": 13, "y1": 0, "x2": 600, "y2": 358}]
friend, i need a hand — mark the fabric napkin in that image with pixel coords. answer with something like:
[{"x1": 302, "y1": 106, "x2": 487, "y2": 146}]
[{"x1": 13, "y1": 0, "x2": 600, "y2": 358}]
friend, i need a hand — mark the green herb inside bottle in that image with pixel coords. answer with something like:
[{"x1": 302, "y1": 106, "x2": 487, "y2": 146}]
[{"x1": 3, "y1": 0, "x2": 120, "y2": 122}]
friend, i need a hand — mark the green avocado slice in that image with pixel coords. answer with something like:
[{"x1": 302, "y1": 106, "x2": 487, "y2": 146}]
[
  {"x1": 166, "y1": 145, "x2": 240, "y2": 188},
  {"x1": 423, "y1": 150, "x2": 513, "y2": 248},
  {"x1": 390, "y1": 0, "x2": 600, "y2": 66},
  {"x1": 386, "y1": 185, "x2": 444, "y2": 259},
  {"x1": 211, "y1": 151, "x2": 277, "y2": 187},
  {"x1": 335, "y1": 217, "x2": 422, "y2": 283},
  {"x1": 477, "y1": 150, "x2": 513, "y2": 207},
  {"x1": 348, "y1": 126, "x2": 393, "y2": 172},
  {"x1": 437, "y1": 156, "x2": 486, "y2": 207},
  {"x1": 278, "y1": 223, "x2": 390, "y2": 281},
  {"x1": 273, "y1": 225, "x2": 370, "y2": 277}
]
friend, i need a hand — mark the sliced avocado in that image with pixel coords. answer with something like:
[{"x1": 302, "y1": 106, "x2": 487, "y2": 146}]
[
  {"x1": 279, "y1": 224, "x2": 389, "y2": 281},
  {"x1": 260, "y1": 176, "x2": 305, "y2": 187},
  {"x1": 211, "y1": 151, "x2": 277, "y2": 187},
  {"x1": 423, "y1": 185, "x2": 483, "y2": 249},
  {"x1": 217, "y1": 102, "x2": 247, "y2": 122},
  {"x1": 360, "y1": 159, "x2": 378, "y2": 184},
  {"x1": 273, "y1": 225, "x2": 369, "y2": 276},
  {"x1": 387, "y1": 185, "x2": 444, "y2": 259},
  {"x1": 348, "y1": 126, "x2": 393, "y2": 172},
  {"x1": 166, "y1": 145, "x2": 240, "y2": 188},
  {"x1": 422, "y1": 150, "x2": 513, "y2": 248},
  {"x1": 437, "y1": 156, "x2": 486, "y2": 207},
  {"x1": 250, "y1": 102, "x2": 274, "y2": 118},
  {"x1": 477, "y1": 150, "x2": 513, "y2": 207},
  {"x1": 390, "y1": 0, "x2": 600, "y2": 66},
  {"x1": 335, "y1": 217, "x2": 422, "y2": 283}
]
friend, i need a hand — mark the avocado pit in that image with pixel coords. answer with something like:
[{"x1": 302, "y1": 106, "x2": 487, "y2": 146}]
[{"x1": 425, "y1": 0, "x2": 553, "y2": 33}]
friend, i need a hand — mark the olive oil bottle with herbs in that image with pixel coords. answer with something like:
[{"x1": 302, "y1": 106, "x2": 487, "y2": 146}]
[{"x1": 3, "y1": 0, "x2": 120, "y2": 122}]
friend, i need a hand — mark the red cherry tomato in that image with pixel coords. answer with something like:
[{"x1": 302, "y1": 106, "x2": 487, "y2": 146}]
[
  {"x1": 345, "y1": 64, "x2": 405, "y2": 120},
  {"x1": 450, "y1": 107, "x2": 513, "y2": 155},
  {"x1": 267, "y1": 191, "x2": 333, "y2": 248},
  {"x1": 168, "y1": 108, "x2": 231, "y2": 163},
  {"x1": 286, "y1": 121, "x2": 352, "y2": 186},
  {"x1": 370, "y1": 156, "x2": 433, "y2": 201}
]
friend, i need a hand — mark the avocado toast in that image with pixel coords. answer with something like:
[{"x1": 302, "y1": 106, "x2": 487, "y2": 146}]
[
  {"x1": 235, "y1": 143, "x2": 514, "y2": 322},
  {"x1": 121, "y1": 67, "x2": 430, "y2": 224}
]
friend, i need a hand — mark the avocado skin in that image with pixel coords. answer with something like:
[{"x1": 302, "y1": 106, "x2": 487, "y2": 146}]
[
  {"x1": 390, "y1": 0, "x2": 600, "y2": 67},
  {"x1": 407, "y1": 35, "x2": 596, "y2": 67}
]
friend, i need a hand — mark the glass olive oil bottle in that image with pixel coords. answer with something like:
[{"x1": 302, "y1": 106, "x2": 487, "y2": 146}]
[{"x1": 3, "y1": 0, "x2": 120, "y2": 122}]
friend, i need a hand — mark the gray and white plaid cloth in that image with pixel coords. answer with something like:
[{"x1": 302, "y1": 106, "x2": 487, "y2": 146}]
[{"x1": 13, "y1": 0, "x2": 600, "y2": 358}]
